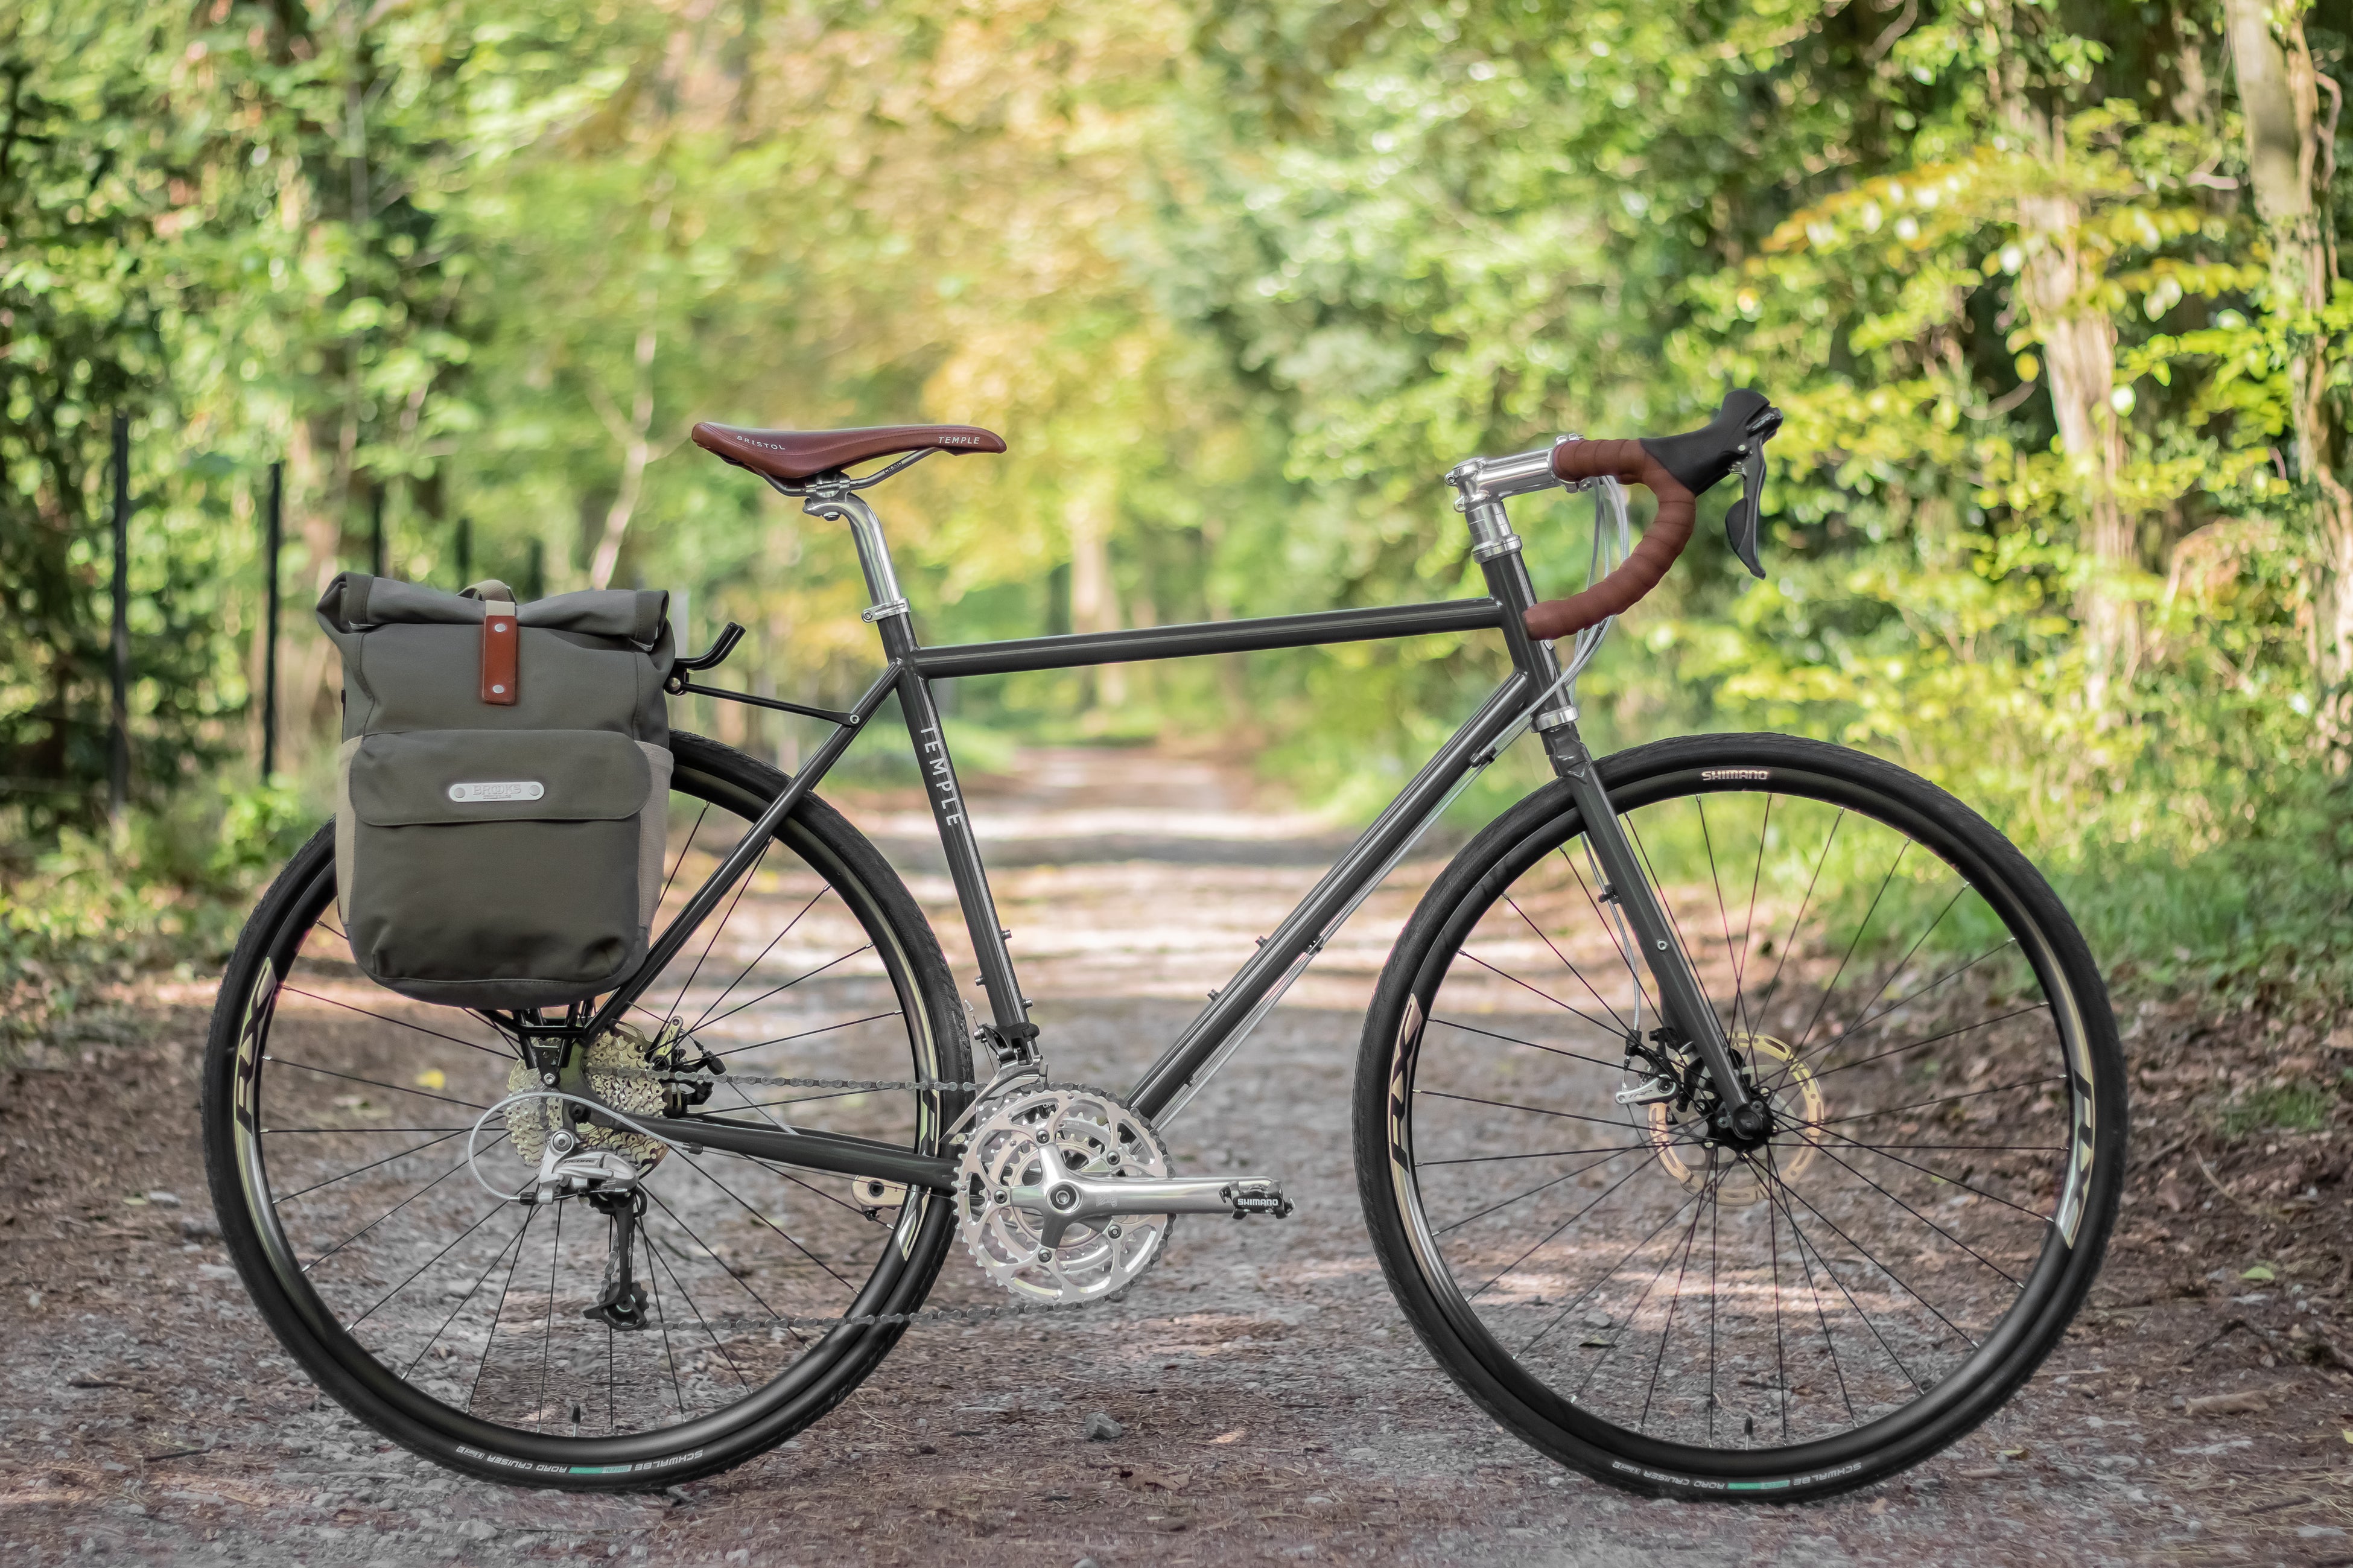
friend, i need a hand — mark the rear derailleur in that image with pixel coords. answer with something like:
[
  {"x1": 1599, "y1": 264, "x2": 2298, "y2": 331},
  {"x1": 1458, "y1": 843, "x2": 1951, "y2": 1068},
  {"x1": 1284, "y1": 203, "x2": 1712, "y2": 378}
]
[{"x1": 582, "y1": 1188, "x2": 651, "y2": 1332}]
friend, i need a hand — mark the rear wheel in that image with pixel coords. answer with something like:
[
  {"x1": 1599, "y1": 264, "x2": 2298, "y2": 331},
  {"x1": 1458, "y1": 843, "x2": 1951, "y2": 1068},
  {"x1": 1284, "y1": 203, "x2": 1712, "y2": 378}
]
[
  {"x1": 201, "y1": 732, "x2": 969, "y2": 1487},
  {"x1": 1355, "y1": 734, "x2": 2124, "y2": 1499}
]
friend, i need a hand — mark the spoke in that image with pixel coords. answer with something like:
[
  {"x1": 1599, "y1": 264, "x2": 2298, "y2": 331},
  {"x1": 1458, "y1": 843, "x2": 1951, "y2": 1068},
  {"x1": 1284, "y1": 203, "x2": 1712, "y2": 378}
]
[
  {"x1": 667, "y1": 841, "x2": 775, "y2": 1021},
  {"x1": 675, "y1": 1151, "x2": 855, "y2": 1289},
  {"x1": 1637, "y1": 1162, "x2": 1717, "y2": 1432},
  {"x1": 1761, "y1": 1155, "x2": 1934, "y2": 1396},
  {"x1": 314, "y1": 918, "x2": 350, "y2": 943},
  {"x1": 1754, "y1": 810, "x2": 1844, "y2": 1023},
  {"x1": 1837, "y1": 938, "x2": 2023, "y2": 1048},
  {"x1": 1416, "y1": 1141, "x2": 1658, "y2": 1167},
  {"x1": 1767, "y1": 1154, "x2": 1983, "y2": 1349},
  {"x1": 1789, "y1": 840, "x2": 1910, "y2": 1059},
  {"x1": 301, "y1": 1135, "x2": 508, "y2": 1275},
  {"x1": 1623, "y1": 814, "x2": 1717, "y2": 1029},
  {"x1": 1503, "y1": 894, "x2": 1631, "y2": 1035},
  {"x1": 641, "y1": 1186, "x2": 793, "y2": 1325},
  {"x1": 1570, "y1": 1166, "x2": 1718, "y2": 1407},
  {"x1": 1523, "y1": 1181, "x2": 1709, "y2": 1357},
  {"x1": 700, "y1": 946, "x2": 876, "y2": 1040},
  {"x1": 1558, "y1": 845, "x2": 1657, "y2": 1018},
  {"x1": 1752, "y1": 1157, "x2": 1859, "y2": 1424},
  {"x1": 402, "y1": 1208, "x2": 533, "y2": 1377},
  {"x1": 1801, "y1": 1137, "x2": 2026, "y2": 1289},
  {"x1": 1462, "y1": 953, "x2": 1622, "y2": 1038},
  {"x1": 467, "y1": 1204, "x2": 537, "y2": 1415},
  {"x1": 1694, "y1": 796, "x2": 1748, "y2": 1041},
  {"x1": 1733, "y1": 793, "x2": 1773, "y2": 1036},
  {"x1": 656, "y1": 802, "x2": 713, "y2": 916},
  {"x1": 1466, "y1": 1151, "x2": 1662, "y2": 1303},
  {"x1": 265, "y1": 1056, "x2": 491, "y2": 1112},
  {"x1": 537, "y1": 1200, "x2": 564, "y2": 1432},
  {"x1": 1419, "y1": 1088, "x2": 1684, "y2": 1134},
  {"x1": 1706, "y1": 1179, "x2": 1721, "y2": 1446},
  {"x1": 345, "y1": 1197, "x2": 513, "y2": 1331},
  {"x1": 689, "y1": 887, "x2": 830, "y2": 1032},
  {"x1": 264, "y1": 1126, "x2": 474, "y2": 1135},
  {"x1": 273, "y1": 1129, "x2": 471, "y2": 1205},
  {"x1": 714, "y1": 1011, "x2": 904, "y2": 1058},
  {"x1": 1429, "y1": 1014, "x2": 1636, "y2": 1075},
  {"x1": 1805, "y1": 1123, "x2": 2056, "y2": 1227},
  {"x1": 1805, "y1": 1074, "x2": 2066, "y2": 1128},
  {"x1": 1435, "y1": 1145, "x2": 1649, "y2": 1236},
  {"x1": 1797, "y1": 884, "x2": 1966, "y2": 1071},
  {"x1": 641, "y1": 1213, "x2": 753, "y2": 1389},
  {"x1": 1801, "y1": 1003, "x2": 2054, "y2": 1084},
  {"x1": 1766, "y1": 1161, "x2": 1789, "y2": 1441},
  {"x1": 276, "y1": 986, "x2": 516, "y2": 1060},
  {"x1": 703, "y1": 1149, "x2": 893, "y2": 1228},
  {"x1": 641, "y1": 1224, "x2": 690, "y2": 1418}
]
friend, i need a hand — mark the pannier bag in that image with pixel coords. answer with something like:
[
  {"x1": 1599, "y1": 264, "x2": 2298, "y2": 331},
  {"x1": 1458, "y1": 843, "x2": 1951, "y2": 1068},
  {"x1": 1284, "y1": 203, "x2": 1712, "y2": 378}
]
[{"x1": 316, "y1": 573, "x2": 675, "y2": 1010}]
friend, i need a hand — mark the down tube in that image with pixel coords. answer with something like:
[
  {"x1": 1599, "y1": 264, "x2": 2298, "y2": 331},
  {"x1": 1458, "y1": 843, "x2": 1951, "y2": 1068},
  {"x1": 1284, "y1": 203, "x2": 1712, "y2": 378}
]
[{"x1": 1127, "y1": 671, "x2": 1532, "y2": 1122}]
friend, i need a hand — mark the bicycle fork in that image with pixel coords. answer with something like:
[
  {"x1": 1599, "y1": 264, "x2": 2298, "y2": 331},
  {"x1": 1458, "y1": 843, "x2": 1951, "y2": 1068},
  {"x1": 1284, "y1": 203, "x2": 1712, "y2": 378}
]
[{"x1": 1540, "y1": 718, "x2": 1768, "y2": 1144}]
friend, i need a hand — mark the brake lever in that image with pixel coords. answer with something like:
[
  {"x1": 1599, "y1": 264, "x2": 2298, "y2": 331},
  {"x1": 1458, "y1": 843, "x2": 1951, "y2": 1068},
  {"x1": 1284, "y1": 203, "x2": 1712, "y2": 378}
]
[{"x1": 1721, "y1": 404, "x2": 1782, "y2": 580}]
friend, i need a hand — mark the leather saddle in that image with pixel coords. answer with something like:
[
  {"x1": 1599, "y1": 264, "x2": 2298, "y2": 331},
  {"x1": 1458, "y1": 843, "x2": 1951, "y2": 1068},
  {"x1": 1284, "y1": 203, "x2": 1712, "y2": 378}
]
[{"x1": 690, "y1": 421, "x2": 1006, "y2": 484}]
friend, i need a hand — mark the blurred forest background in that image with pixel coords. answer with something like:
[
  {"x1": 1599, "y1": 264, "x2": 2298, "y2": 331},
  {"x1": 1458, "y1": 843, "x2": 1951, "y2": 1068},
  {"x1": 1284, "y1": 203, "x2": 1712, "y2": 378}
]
[{"x1": 4, "y1": 0, "x2": 2350, "y2": 1029}]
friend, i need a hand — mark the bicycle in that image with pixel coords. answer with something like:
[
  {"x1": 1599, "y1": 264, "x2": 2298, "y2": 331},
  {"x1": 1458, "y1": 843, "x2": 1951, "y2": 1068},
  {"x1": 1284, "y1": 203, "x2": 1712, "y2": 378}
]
[{"x1": 201, "y1": 390, "x2": 2125, "y2": 1500}]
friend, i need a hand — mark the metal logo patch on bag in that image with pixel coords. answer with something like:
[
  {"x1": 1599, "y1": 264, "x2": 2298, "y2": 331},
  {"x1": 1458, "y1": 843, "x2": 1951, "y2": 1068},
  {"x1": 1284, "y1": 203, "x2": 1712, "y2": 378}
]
[{"x1": 448, "y1": 781, "x2": 546, "y2": 803}]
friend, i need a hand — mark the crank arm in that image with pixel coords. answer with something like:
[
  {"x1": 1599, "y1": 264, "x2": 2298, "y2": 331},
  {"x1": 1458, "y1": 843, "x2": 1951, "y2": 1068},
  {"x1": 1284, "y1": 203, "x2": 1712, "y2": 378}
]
[
  {"x1": 1002, "y1": 1143, "x2": 1293, "y2": 1247},
  {"x1": 633, "y1": 1114, "x2": 959, "y2": 1193}
]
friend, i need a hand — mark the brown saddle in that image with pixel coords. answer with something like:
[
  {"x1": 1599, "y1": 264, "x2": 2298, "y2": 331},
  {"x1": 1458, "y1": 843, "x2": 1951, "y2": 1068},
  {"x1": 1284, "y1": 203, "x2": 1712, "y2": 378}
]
[{"x1": 690, "y1": 421, "x2": 1006, "y2": 484}]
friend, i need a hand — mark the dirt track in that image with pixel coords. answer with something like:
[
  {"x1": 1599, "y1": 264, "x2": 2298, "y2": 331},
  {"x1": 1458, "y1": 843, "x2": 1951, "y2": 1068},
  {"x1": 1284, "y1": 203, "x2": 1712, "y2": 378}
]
[{"x1": 3, "y1": 745, "x2": 2351, "y2": 1565}]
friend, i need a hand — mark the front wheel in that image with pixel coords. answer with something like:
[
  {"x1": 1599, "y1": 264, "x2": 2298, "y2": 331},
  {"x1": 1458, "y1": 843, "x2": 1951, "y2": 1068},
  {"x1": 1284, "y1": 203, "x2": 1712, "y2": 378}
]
[{"x1": 1354, "y1": 734, "x2": 2124, "y2": 1499}]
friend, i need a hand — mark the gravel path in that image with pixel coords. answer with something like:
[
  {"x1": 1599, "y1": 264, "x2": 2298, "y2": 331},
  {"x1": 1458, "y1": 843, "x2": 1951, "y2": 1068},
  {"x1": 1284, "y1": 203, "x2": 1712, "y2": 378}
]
[{"x1": 2, "y1": 745, "x2": 2346, "y2": 1565}]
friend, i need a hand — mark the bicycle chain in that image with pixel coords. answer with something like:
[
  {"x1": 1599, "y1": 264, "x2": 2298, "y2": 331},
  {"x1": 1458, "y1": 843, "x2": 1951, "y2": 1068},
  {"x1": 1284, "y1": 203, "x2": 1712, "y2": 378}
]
[{"x1": 582, "y1": 1068, "x2": 1152, "y2": 1334}]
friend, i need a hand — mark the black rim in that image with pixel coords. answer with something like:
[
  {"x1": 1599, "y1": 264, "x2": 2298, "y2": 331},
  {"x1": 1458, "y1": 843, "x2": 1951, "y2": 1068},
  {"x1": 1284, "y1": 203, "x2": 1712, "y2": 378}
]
[
  {"x1": 217, "y1": 746, "x2": 956, "y2": 1470},
  {"x1": 1386, "y1": 756, "x2": 2107, "y2": 1483}
]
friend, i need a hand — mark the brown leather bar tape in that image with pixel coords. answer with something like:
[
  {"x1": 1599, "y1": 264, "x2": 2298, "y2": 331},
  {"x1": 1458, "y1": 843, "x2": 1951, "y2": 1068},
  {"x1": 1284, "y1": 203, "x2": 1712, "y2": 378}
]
[{"x1": 1522, "y1": 439, "x2": 1698, "y2": 641}]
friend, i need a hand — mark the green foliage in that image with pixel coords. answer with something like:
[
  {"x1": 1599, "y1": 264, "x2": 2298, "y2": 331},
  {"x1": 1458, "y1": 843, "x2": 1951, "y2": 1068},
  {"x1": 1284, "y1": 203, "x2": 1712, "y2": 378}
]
[{"x1": 3, "y1": 0, "x2": 2351, "y2": 1008}]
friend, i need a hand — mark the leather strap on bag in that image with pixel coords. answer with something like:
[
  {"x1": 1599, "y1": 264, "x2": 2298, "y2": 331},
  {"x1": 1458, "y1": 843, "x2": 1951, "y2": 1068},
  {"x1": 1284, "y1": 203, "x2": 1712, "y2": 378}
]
[{"x1": 480, "y1": 600, "x2": 519, "y2": 705}]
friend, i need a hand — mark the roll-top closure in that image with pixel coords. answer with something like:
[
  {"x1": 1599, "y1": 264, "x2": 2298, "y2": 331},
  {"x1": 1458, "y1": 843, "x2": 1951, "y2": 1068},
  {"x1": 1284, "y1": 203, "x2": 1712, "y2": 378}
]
[{"x1": 319, "y1": 573, "x2": 670, "y2": 648}]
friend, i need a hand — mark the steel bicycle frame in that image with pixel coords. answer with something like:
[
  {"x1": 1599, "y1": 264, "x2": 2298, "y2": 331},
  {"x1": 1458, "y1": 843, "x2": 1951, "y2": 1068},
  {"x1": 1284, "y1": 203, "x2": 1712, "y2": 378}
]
[{"x1": 568, "y1": 463, "x2": 1750, "y2": 1194}]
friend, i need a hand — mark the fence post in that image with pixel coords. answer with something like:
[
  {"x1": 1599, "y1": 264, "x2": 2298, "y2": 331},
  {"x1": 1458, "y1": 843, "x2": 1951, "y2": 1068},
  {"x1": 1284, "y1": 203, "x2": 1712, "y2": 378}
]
[
  {"x1": 262, "y1": 461, "x2": 284, "y2": 781},
  {"x1": 526, "y1": 538, "x2": 544, "y2": 602},
  {"x1": 369, "y1": 482, "x2": 386, "y2": 577},
  {"x1": 109, "y1": 414, "x2": 130, "y2": 822},
  {"x1": 455, "y1": 514, "x2": 472, "y2": 589}
]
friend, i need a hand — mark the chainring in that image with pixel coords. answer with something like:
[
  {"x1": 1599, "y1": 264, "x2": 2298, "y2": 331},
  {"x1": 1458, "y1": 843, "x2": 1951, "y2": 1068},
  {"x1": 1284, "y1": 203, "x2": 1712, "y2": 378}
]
[{"x1": 957, "y1": 1084, "x2": 1173, "y2": 1304}]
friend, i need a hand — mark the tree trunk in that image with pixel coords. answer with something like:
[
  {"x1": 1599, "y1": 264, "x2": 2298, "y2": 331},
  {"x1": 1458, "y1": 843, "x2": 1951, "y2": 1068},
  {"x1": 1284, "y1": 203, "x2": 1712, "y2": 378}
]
[
  {"x1": 2226, "y1": 0, "x2": 2352, "y2": 694},
  {"x1": 587, "y1": 319, "x2": 660, "y2": 592},
  {"x1": 2016, "y1": 183, "x2": 2137, "y2": 709},
  {"x1": 1065, "y1": 479, "x2": 1126, "y2": 708}
]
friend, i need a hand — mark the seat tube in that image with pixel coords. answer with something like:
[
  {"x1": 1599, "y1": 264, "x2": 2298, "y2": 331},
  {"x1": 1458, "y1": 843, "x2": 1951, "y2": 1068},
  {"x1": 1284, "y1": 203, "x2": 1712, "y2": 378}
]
[{"x1": 806, "y1": 488, "x2": 1034, "y2": 1053}]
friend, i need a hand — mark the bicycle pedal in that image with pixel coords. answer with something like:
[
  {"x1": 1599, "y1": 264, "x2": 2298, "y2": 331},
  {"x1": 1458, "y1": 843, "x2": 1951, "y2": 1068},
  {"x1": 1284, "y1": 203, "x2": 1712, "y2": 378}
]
[{"x1": 1227, "y1": 1179, "x2": 1292, "y2": 1219}]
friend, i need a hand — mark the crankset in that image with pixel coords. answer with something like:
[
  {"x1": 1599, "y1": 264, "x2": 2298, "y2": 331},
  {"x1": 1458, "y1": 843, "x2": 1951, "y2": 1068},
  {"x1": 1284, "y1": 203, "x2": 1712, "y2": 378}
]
[{"x1": 956, "y1": 1084, "x2": 1291, "y2": 1305}]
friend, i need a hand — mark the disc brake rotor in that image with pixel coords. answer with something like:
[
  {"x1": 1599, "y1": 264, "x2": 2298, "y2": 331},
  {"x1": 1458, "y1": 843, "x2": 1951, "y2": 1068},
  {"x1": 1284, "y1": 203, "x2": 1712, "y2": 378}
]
[
  {"x1": 957, "y1": 1085, "x2": 1173, "y2": 1304},
  {"x1": 1639, "y1": 1032, "x2": 1824, "y2": 1208}
]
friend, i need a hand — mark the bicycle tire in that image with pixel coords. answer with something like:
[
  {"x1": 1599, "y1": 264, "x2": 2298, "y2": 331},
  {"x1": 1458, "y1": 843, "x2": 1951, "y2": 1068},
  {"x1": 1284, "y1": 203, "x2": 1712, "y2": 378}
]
[
  {"x1": 200, "y1": 732, "x2": 969, "y2": 1488},
  {"x1": 1353, "y1": 733, "x2": 2125, "y2": 1500}
]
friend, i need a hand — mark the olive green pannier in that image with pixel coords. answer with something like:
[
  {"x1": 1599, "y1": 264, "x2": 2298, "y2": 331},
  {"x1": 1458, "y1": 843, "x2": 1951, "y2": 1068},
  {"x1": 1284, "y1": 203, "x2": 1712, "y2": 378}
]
[{"x1": 316, "y1": 573, "x2": 675, "y2": 1010}]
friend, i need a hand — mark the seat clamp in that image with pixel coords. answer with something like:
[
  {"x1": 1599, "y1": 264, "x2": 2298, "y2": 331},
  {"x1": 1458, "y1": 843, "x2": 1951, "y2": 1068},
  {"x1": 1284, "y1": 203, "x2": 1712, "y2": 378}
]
[{"x1": 860, "y1": 598, "x2": 910, "y2": 624}]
